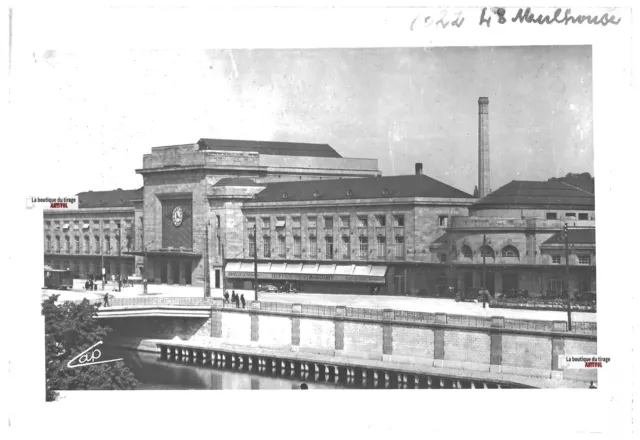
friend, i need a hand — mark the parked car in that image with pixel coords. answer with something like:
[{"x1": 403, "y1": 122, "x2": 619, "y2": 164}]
[
  {"x1": 456, "y1": 287, "x2": 488, "y2": 303},
  {"x1": 259, "y1": 284, "x2": 278, "y2": 293},
  {"x1": 500, "y1": 289, "x2": 529, "y2": 300},
  {"x1": 575, "y1": 291, "x2": 597, "y2": 303}
]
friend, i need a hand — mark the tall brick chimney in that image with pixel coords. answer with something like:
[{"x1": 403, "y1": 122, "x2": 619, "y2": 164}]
[
  {"x1": 478, "y1": 97, "x2": 490, "y2": 198},
  {"x1": 415, "y1": 163, "x2": 423, "y2": 175}
]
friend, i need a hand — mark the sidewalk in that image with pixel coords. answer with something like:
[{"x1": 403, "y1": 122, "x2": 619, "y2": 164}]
[{"x1": 41, "y1": 279, "x2": 596, "y2": 323}]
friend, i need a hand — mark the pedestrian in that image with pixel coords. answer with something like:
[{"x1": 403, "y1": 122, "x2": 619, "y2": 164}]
[
  {"x1": 234, "y1": 292, "x2": 240, "y2": 308},
  {"x1": 240, "y1": 294, "x2": 246, "y2": 308},
  {"x1": 223, "y1": 290, "x2": 229, "y2": 304},
  {"x1": 118, "y1": 275, "x2": 122, "y2": 292},
  {"x1": 103, "y1": 292, "x2": 110, "y2": 307},
  {"x1": 231, "y1": 291, "x2": 236, "y2": 306}
]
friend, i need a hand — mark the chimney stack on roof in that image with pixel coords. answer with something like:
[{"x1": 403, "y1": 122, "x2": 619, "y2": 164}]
[
  {"x1": 478, "y1": 97, "x2": 490, "y2": 198},
  {"x1": 415, "y1": 163, "x2": 423, "y2": 176}
]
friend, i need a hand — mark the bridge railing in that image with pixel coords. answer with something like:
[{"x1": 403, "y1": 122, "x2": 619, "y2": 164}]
[{"x1": 65, "y1": 296, "x2": 597, "y2": 335}]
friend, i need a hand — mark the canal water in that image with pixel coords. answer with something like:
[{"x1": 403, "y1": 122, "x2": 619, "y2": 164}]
[{"x1": 110, "y1": 346, "x2": 345, "y2": 390}]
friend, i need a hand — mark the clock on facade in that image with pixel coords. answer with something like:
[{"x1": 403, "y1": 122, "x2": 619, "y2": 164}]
[{"x1": 172, "y1": 206, "x2": 184, "y2": 227}]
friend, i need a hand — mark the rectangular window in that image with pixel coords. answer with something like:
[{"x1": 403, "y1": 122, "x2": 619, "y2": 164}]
[
  {"x1": 294, "y1": 236, "x2": 301, "y2": 257},
  {"x1": 394, "y1": 215, "x2": 405, "y2": 227},
  {"x1": 307, "y1": 216, "x2": 317, "y2": 228},
  {"x1": 55, "y1": 236, "x2": 60, "y2": 252},
  {"x1": 275, "y1": 217, "x2": 286, "y2": 229},
  {"x1": 377, "y1": 235, "x2": 386, "y2": 258},
  {"x1": 94, "y1": 236, "x2": 100, "y2": 254},
  {"x1": 292, "y1": 217, "x2": 301, "y2": 228},
  {"x1": 325, "y1": 236, "x2": 333, "y2": 259},
  {"x1": 324, "y1": 217, "x2": 333, "y2": 229},
  {"x1": 216, "y1": 215, "x2": 221, "y2": 228},
  {"x1": 263, "y1": 236, "x2": 271, "y2": 258},
  {"x1": 309, "y1": 236, "x2": 317, "y2": 257},
  {"x1": 395, "y1": 236, "x2": 405, "y2": 258},
  {"x1": 438, "y1": 215, "x2": 448, "y2": 227},
  {"x1": 552, "y1": 255, "x2": 561, "y2": 264},
  {"x1": 105, "y1": 236, "x2": 111, "y2": 254},
  {"x1": 578, "y1": 274, "x2": 591, "y2": 292},
  {"x1": 546, "y1": 212, "x2": 557, "y2": 220},
  {"x1": 357, "y1": 216, "x2": 368, "y2": 228},
  {"x1": 578, "y1": 255, "x2": 591, "y2": 265},
  {"x1": 341, "y1": 237, "x2": 351, "y2": 259},
  {"x1": 439, "y1": 254, "x2": 447, "y2": 262},
  {"x1": 565, "y1": 213, "x2": 576, "y2": 219},
  {"x1": 278, "y1": 236, "x2": 286, "y2": 258},
  {"x1": 578, "y1": 213, "x2": 589, "y2": 220},
  {"x1": 262, "y1": 217, "x2": 271, "y2": 229},
  {"x1": 375, "y1": 215, "x2": 386, "y2": 227},
  {"x1": 247, "y1": 217, "x2": 256, "y2": 229},
  {"x1": 65, "y1": 237, "x2": 70, "y2": 253},
  {"x1": 75, "y1": 237, "x2": 80, "y2": 253},
  {"x1": 549, "y1": 279, "x2": 563, "y2": 296},
  {"x1": 84, "y1": 236, "x2": 90, "y2": 253},
  {"x1": 45, "y1": 221, "x2": 51, "y2": 229},
  {"x1": 340, "y1": 216, "x2": 350, "y2": 228},
  {"x1": 217, "y1": 237, "x2": 221, "y2": 257},
  {"x1": 358, "y1": 237, "x2": 368, "y2": 259}
]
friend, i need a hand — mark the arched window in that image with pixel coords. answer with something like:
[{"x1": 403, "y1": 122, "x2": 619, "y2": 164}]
[
  {"x1": 461, "y1": 245, "x2": 473, "y2": 259},
  {"x1": 480, "y1": 245, "x2": 495, "y2": 258},
  {"x1": 501, "y1": 245, "x2": 519, "y2": 258}
]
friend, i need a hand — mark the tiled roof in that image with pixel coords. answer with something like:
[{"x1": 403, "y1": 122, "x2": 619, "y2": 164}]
[
  {"x1": 77, "y1": 188, "x2": 143, "y2": 209},
  {"x1": 196, "y1": 138, "x2": 342, "y2": 158},
  {"x1": 472, "y1": 180, "x2": 594, "y2": 210},
  {"x1": 542, "y1": 229, "x2": 596, "y2": 246},
  {"x1": 253, "y1": 174, "x2": 474, "y2": 203},
  {"x1": 213, "y1": 177, "x2": 262, "y2": 187}
]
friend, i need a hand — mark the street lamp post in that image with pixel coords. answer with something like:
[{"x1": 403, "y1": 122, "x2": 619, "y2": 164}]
[
  {"x1": 482, "y1": 234, "x2": 487, "y2": 309},
  {"x1": 254, "y1": 224, "x2": 258, "y2": 302},
  {"x1": 564, "y1": 223, "x2": 572, "y2": 331},
  {"x1": 142, "y1": 239, "x2": 155, "y2": 295},
  {"x1": 204, "y1": 220, "x2": 210, "y2": 298}
]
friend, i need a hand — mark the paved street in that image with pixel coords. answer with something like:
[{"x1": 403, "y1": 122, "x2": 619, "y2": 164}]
[{"x1": 41, "y1": 279, "x2": 596, "y2": 323}]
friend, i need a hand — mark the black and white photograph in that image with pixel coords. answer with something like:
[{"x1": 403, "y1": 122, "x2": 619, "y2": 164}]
[{"x1": 6, "y1": 3, "x2": 636, "y2": 439}]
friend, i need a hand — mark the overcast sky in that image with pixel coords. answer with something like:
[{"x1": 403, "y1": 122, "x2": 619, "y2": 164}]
[{"x1": 15, "y1": 46, "x2": 592, "y2": 195}]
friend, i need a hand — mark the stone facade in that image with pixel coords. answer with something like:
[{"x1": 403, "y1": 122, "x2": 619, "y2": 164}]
[{"x1": 43, "y1": 208, "x2": 136, "y2": 279}]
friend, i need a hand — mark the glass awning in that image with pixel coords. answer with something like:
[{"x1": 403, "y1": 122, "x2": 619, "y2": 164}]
[{"x1": 225, "y1": 262, "x2": 388, "y2": 284}]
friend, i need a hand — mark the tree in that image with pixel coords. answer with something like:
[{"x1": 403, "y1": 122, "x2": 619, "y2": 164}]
[
  {"x1": 43, "y1": 295, "x2": 139, "y2": 401},
  {"x1": 548, "y1": 172, "x2": 594, "y2": 194}
]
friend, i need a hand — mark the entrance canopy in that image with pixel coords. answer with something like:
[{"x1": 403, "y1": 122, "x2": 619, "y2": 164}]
[{"x1": 225, "y1": 261, "x2": 388, "y2": 284}]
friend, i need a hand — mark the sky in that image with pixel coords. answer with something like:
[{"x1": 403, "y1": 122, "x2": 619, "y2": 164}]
[{"x1": 13, "y1": 46, "x2": 593, "y2": 195}]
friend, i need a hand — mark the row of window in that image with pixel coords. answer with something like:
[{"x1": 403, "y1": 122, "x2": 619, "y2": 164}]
[
  {"x1": 455, "y1": 245, "x2": 592, "y2": 265},
  {"x1": 545, "y1": 212, "x2": 591, "y2": 220},
  {"x1": 548, "y1": 276, "x2": 592, "y2": 295},
  {"x1": 45, "y1": 234, "x2": 132, "y2": 255},
  {"x1": 551, "y1": 255, "x2": 592, "y2": 265},
  {"x1": 248, "y1": 235, "x2": 406, "y2": 260},
  {"x1": 44, "y1": 219, "x2": 133, "y2": 231},
  {"x1": 246, "y1": 214, "x2": 406, "y2": 230},
  {"x1": 459, "y1": 244, "x2": 520, "y2": 259},
  {"x1": 46, "y1": 260, "x2": 135, "y2": 276}
]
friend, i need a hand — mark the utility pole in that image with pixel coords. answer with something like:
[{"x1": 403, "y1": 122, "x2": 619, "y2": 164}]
[
  {"x1": 101, "y1": 237, "x2": 105, "y2": 291},
  {"x1": 254, "y1": 223, "x2": 258, "y2": 302},
  {"x1": 204, "y1": 220, "x2": 210, "y2": 298},
  {"x1": 221, "y1": 242, "x2": 226, "y2": 294},
  {"x1": 117, "y1": 225, "x2": 121, "y2": 292},
  {"x1": 482, "y1": 233, "x2": 487, "y2": 308},
  {"x1": 564, "y1": 223, "x2": 572, "y2": 331}
]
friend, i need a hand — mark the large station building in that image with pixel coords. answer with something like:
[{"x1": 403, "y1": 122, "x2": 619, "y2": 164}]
[{"x1": 43, "y1": 98, "x2": 596, "y2": 298}]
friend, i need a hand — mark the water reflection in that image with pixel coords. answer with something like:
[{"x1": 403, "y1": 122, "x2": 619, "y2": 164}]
[{"x1": 110, "y1": 346, "x2": 345, "y2": 390}]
